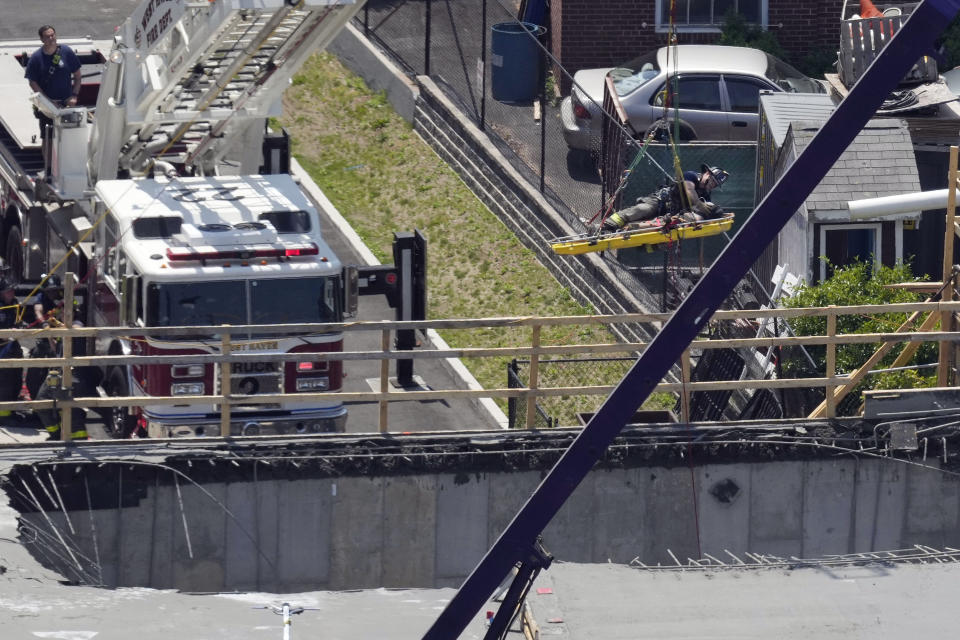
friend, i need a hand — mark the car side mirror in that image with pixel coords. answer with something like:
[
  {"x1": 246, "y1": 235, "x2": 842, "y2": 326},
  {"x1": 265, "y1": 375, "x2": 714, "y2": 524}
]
[
  {"x1": 343, "y1": 265, "x2": 358, "y2": 319},
  {"x1": 120, "y1": 274, "x2": 140, "y2": 326}
]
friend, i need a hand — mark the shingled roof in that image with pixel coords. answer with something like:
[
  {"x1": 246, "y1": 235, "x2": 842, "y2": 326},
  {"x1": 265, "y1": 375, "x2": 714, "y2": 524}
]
[
  {"x1": 759, "y1": 92, "x2": 836, "y2": 147},
  {"x1": 784, "y1": 118, "x2": 921, "y2": 211}
]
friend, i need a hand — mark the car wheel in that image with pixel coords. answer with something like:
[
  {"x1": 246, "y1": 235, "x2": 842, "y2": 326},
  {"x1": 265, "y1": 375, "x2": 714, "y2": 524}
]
[
  {"x1": 5, "y1": 225, "x2": 23, "y2": 284},
  {"x1": 105, "y1": 366, "x2": 140, "y2": 438}
]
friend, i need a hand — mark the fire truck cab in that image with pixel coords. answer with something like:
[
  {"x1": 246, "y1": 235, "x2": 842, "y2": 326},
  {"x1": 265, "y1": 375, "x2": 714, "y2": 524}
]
[{"x1": 95, "y1": 174, "x2": 349, "y2": 437}]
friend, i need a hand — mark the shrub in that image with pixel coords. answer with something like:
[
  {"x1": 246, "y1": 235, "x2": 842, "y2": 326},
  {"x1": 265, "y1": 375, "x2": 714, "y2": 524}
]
[
  {"x1": 718, "y1": 10, "x2": 786, "y2": 60},
  {"x1": 779, "y1": 261, "x2": 937, "y2": 399}
]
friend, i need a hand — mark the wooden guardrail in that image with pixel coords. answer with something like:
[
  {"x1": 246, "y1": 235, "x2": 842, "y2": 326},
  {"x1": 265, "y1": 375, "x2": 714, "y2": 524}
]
[{"x1": 1, "y1": 300, "x2": 957, "y2": 436}]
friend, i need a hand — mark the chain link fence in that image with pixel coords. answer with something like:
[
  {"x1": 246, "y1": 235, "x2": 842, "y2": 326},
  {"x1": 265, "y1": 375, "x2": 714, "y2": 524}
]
[
  {"x1": 508, "y1": 356, "x2": 637, "y2": 429},
  {"x1": 354, "y1": 0, "x2": 609, "y2": 235}
]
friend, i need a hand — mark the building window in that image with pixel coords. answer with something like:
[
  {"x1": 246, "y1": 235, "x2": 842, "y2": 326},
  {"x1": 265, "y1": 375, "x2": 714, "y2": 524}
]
[
  {"x1": 819, "y1": 223, "x2": 881, "y2": 281},
  {"x1": 657, "y1": 1, "x2": 766, "y2": 31}
]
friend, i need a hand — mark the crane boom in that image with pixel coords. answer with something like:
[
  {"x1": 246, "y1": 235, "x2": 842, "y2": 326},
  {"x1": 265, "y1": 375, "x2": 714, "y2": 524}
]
[{"x1": 422, "y1": 0, "x2": 960, "y2": 637}]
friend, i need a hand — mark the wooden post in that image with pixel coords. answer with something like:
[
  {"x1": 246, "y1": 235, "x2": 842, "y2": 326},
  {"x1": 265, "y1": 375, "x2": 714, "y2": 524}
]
[
  {"x1": 220, "y1": 328, "x2": 231, "y2": 437},
  {"x1": 525, "y1": 324, "x2": 541, "y2": 429},
  {"x1": 59, "y1": 273, "x2": 76, "y2": 441},
  {"x1": 379, "y1": 329, "x2": 390, "y2": 433},
  {"x1": 825, "y1": 306, "x2": 837, "y2": 418},
  {"x1": 939, "y1": 146, "x2": 958, "y2": 386},
  {"x1": 680, "y1": 348, "x2": 691, "y2": 424}
]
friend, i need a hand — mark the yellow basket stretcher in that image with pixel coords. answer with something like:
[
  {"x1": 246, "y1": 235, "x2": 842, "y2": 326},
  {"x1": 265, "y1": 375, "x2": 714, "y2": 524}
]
[{"x1": 551, "y1": 213, "x2": 734, "y2": 256}]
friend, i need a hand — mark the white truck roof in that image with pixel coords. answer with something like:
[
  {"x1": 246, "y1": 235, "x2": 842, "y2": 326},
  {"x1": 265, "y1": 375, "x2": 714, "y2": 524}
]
[{"x1": 95, "y1": 174, "x2": 342, "y2": 279}]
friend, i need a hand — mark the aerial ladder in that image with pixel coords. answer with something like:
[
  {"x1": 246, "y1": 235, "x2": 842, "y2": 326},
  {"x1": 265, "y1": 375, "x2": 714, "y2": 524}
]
[{"x1": 86, "y1": 0, "x2": 365, "y2": 189}]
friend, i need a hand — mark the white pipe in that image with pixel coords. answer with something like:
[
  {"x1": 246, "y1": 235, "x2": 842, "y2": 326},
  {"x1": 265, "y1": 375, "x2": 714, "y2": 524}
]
[{"x1": 848, "y1": 189, "x2": 960, "y2": 219}]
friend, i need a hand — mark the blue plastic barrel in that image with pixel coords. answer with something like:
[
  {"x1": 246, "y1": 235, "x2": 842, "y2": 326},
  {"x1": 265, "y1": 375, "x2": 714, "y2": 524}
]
[{"x1": 490, "y1": 22, "x2": 545, "y2": 103}]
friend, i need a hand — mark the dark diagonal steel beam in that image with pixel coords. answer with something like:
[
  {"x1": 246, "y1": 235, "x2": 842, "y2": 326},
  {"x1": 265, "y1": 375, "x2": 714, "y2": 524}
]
[{"x1": 423, "y1": 2, "x2": 960, "y2": 636}]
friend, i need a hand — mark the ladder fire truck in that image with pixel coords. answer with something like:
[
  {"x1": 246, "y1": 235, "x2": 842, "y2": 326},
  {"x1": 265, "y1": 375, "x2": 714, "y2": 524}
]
[{"x1": 0, "y1": 0, "x2": 389, "y2": 438}]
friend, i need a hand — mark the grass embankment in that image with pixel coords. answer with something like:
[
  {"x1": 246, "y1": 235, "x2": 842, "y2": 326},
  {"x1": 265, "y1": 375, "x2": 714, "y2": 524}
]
[{"x1": 280, "y1": 53, "x2": 669, "y2": 421}]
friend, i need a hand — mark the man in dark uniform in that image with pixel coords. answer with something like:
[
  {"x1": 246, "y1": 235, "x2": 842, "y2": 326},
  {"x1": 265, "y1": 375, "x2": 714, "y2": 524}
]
[
  {"x1": 0, "y1": 279, "x2": 24, "y2": 423},
  {"x1": 603, "y1": 165, "x2": 730, "y2": 231},
  {"x1": 24, "y1": 25, "x2": 82, "y2": 159}
]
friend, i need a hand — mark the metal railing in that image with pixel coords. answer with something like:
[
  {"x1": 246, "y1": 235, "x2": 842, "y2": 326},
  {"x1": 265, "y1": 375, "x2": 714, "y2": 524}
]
[{"x1": 2, "y1": 300, "x2": 957, "y2": 439}]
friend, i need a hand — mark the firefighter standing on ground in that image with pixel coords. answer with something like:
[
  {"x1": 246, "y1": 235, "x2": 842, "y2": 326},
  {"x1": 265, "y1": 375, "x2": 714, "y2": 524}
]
[
  {"x1": 603, "y1": 165, "x2": 730, "y2": 231},
  {"x1": 0, "y1": 280, "x2": 23, "y2": 423},
  {"x1": 25, "y1": 274, "x2": 63, "y2": 401},
  {"x1": 36, "y1": 318, "x2": 96, "y2": 441}
]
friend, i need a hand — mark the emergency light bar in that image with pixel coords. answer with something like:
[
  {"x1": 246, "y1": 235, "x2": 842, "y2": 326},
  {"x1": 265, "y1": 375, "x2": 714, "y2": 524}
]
[{"x1": 165, "y1": 242, "x2": 319, "y2": 262}]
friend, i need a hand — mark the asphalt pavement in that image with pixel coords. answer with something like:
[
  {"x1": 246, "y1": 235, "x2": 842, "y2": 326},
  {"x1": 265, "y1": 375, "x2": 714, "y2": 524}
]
[{"x1": 0, "y1": 0, "x2": 140, "y2": 41}]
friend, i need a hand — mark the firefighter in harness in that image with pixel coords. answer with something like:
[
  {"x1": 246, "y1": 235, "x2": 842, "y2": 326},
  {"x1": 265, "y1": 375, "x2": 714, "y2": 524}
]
[
  {"x1": 34, "y1": 317, "x2": 99, "y2": 441},
  {"x1": 0, "y1": 278, "x2": 23, "y2": 423},
  {"x1": 602, "y1": 165, "x2": 730, "y2": 231}
]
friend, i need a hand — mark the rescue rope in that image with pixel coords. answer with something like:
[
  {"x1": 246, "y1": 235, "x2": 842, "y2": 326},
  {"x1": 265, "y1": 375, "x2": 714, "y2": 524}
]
[{"x1": 594, "y1": 0, "x2": 688, "y2": 233}]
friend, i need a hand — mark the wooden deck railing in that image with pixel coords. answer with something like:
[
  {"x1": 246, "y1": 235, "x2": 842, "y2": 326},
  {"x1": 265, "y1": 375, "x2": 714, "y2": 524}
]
[{"x1": 0, "y1": 299, "x2": 957, "y2": 437}]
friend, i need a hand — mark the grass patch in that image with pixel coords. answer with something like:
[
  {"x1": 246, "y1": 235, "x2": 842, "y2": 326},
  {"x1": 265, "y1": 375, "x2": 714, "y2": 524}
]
[{"x1": 279, "y1": 53, "x2": 673, "y2": 423}]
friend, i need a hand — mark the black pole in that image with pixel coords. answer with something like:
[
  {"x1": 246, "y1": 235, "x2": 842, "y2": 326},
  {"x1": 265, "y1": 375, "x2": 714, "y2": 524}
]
[
  {"x1": 363, "y1": 4, "x2": 369, "y2": 35},
  {"x1": 538, "y1": 41, "x2": 546, "y2": 194},
  {"x1": 480, "y1": 0, "x2": 487, "y2": 131},
  {"x1": 393, "y1": 231, "x2": 427, "y2": 387},
  {"x1": 599, "y1": 114, "x2": 606, "y2": 213},
  {"x1": 507, "y1": 359, "x2": 517, "y2": 428},
  {"x1": 483, "y1": 541, "x2": 551, "y2": 640},
  {"x1": 483, "y1": 564, "x2": 536, "y2": 640},
  {"x1": 424, "y1": 0, "x2": 432, "y2": 76}
]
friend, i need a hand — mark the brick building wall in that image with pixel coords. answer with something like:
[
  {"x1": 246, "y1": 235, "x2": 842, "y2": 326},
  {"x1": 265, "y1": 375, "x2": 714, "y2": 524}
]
[{"x1": 552, "y1": 0, "x2": 843, "y2": 92}]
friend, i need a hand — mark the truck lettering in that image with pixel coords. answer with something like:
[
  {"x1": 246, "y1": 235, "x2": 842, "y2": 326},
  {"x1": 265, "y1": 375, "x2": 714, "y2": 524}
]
[
  {"x1": 141, "y1": 0, "x2": 153, "y2": 32},
  {"x1": 232, "y1": 362, "x2": 277, "y2": 374},
  {"x1": 235, "y1": 340, "x2": 279, "y2": 351},
  {"x1": 146, "y1": 10, "x2": 172, "y2": 48}
]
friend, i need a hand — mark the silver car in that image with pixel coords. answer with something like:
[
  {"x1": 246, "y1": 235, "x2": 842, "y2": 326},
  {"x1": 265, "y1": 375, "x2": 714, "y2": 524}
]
[{"x1": 561, "y1": 45, "x2": 826, "y2": 151}]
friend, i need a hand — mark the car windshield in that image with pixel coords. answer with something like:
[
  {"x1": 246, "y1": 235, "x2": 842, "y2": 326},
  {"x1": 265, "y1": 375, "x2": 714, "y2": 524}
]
[
  {"x1": 146, "y1": 277, "x2": 340, "y2": 329},
  {"x1": 610, "y1": 49, "x2": 660, "y2": 97},
  {"x1": 764, "y1": 53, "x2": 825, "y2": 93}
]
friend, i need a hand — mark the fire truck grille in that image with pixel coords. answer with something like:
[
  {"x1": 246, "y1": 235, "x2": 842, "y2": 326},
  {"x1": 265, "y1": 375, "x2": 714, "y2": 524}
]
[{"x1": 221, "y1": 361, "x2": 283, "y2": 409}]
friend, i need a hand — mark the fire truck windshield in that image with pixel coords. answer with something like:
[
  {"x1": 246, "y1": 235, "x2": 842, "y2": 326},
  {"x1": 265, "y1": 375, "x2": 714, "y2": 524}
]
[{"x1": 146, "y1": 277, "x2": 340, "y2": 329}]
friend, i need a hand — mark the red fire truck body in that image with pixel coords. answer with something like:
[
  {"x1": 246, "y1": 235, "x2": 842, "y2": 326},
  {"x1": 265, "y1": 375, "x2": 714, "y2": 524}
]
[{"x1": 95, "y1": 174, "x2": 349, "y2": 437}]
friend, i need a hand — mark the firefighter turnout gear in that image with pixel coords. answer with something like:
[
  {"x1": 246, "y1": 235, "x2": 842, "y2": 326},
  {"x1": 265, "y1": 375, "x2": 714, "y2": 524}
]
[
  {"x1": 0, "y1": 279, "x2": 22, "y2": 420},
  {"x1": 602, "y1": 167, "x2": 729, "y2": 232},
  {"x1": 34, "y1": 319, "x2": 98, "y2": 441}
]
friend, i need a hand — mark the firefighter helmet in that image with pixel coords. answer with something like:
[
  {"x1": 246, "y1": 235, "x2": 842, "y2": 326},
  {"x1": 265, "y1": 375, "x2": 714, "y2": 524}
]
[
  {"x1": 41, "y1": 273, "x2": 62, "y2": 291},
  {"x1": 700, "y1": 165, "x2": 729, "y2": 188}
]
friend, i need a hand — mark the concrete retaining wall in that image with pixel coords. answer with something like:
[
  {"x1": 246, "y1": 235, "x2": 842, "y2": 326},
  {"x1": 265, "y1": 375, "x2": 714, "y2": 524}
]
[
  {"x1": 330, "y1": 23, "x2": 661, "y2": 346},
  {"x1": 18, "y1": 457, "x2": 960, "y2": 591}
]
